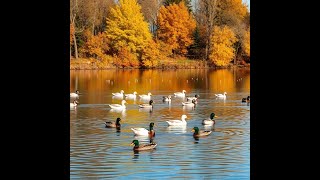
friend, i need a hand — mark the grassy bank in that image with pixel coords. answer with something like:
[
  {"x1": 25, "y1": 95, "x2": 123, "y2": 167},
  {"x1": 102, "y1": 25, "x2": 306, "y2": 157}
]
[{"x1": 70, "y1": 57, "x2": 249, "y2": 70}]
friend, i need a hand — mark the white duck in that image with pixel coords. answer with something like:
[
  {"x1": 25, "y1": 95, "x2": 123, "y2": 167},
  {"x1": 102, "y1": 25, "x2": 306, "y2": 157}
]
[
  {"x1": 70, "y1": 90, "x2": 79, "y2": 99},
  {"x1": 174, "y1": 90, "x2": 186, "y2": 97},
  {"x1": 163, "y1": 95, "x2": 172, "y2": 102},
  {"x1": 70, "y1": 100, "x2": 78, "y2": 108},
  {"x1": 186, "y1": 94, "x2": 200, "y2": 101},
  {"x1": 108, "y1": 100, "x2": 127, "y2": 110},
  {"x1": 139, "y1": 92, "x2": 152, "y2": 99},
  {"x1": 182, "y1": 99, "x2": 196, "y2": 107},
  {"x1": 166, "y1": 115, "x2": 188, "y2": 126},
  {"x1": 202, "y1": 112, "x2": 218, "y2": 125},
  {"x1": 112, "y1": 90, "x2": 124, "y2": 97},
  {"x1": 125, "y1": 91, "x2": 137, "y2": 99},
  {"x1": 131, "y1": 122, "x2": 155, "y2": 137},
  {"x1": 139, "y1": 100, "x2": 154, "y2": 108},
  {"x1": 215, "y1": 92, "x2": 227, "y2": 98}
]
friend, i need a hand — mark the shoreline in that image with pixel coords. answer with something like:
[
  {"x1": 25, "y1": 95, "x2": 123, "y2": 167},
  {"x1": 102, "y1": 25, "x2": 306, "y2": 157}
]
[{"x1": 70, "y1": 58, "x2": 250, "y2": 70}]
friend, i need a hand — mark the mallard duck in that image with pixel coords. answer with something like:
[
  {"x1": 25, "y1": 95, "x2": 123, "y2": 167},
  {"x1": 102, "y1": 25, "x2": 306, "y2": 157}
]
[
  {"x1": 163, "y1": 95, "x2": 172, "y2": 102},
  {"x1": 174, "y1": 90, "x2": 186, "y2": 97},
  {"x1": 105, "y1": 117, "x2": 121, "y2": 128},
  {"x1": 186, "y1": 94, "x2": 200, "y2": 101},
  {"x1": 125, "y1": 91, "x2": 137, "y2": 98},
  {"x1": 70, "y1": 90, "x2": 79, "y2": 99},
  {"x1": 192, "y1": 127, "x2": 212, "y2": 137},
  {"x1": 139, "y1": 100, "x2": 153, "y2": 108},
  {"x1": 70, "y1": 100, "x2": 78, "y2": 108},
  {"x1": 166, "y1": 115, "x2": 187, "y2": 126},
  {"x1": 202, "y1": 112, "x2": 218, "y2": 125},
  {"x1": 108, "y1": 100, "x2": 127, "y2": 110},
  {"x1": 242, "y1": 96, "x2": 250, "y2": 103},
  {"x1": 139, "y1": 92, "x2": 152, "y2": 99},
  {"x1": 182, "y1": 99, "x2": 196, "y2": 107},
  {"x1": 215, "y1": 92, "x2": 227, "y2": 98},
  {"x1": 130, "y1": 140, "x2": 157, "y2": 151},
  {"x1": 131, "y1": 122, "x2": 155, "y2": 137},
  {"x1": 112, "y1": 90, "x2": 124, "y2": 97}
]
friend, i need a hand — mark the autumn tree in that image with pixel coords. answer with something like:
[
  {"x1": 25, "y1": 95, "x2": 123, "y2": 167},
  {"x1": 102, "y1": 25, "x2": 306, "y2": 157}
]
[
  {"x1": 80, "y1": 30, "x2": 110, "y2": 61},
  {"x1": 242, "y1": 28, "x2": 250, "y2": 57},
  {"x1": 105, "y1": 0, "x2": 152, "y2": 58},
  {"x1": 141, "y1": 40, "x2": 160, "y2": 68},
  {"x1": 157, "y1": 2, "x2": 196, "y2": 56},
  {"x1": 138, "y1": 0, "x2": 164, "y2": 36},
  {"x1": 163, "y1": 0, "x2": 192, "y2": 13},
  {"x1": 209, "y1": 26, "x2": 237, "y2": 67}
]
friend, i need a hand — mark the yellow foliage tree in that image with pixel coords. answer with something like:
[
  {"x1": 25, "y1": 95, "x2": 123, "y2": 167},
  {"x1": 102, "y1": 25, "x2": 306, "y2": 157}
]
[
  {"x1": 157, "y1": 2, "x2": 196, "y2": 56},
  {"x1": 113, "y1": 47, "x2": 140, "y2": 68},
  {"x1": 242, "y1": 28, "x2": 250, "y2": 57},
  {"x1": 141, "y1": 40, "x2": 160, "y2": 68},
  {"x1": 209, "y1": 26, "x2": 237, "y2": 66},
  {"x1": 105, "y1": 0, "x2": 152, "y2": 56}
]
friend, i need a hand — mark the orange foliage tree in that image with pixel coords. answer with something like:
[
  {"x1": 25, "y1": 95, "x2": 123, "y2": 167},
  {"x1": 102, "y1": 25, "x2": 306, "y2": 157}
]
[
  {"x1": 242, "y1": 28, "x2": 250, "y2": 57},
  {"x1": 209, "y1": 26, "x2": 237, "y2": 67},
  {"x1": 113, "y1": 47, "x2": 139, "y2": 68},
  {"x1": 157, "y1": 2, "x2": 196, "y2": 56},
  {"x1": 80, "y1": 30, "x2": 110, "y2": 62}
]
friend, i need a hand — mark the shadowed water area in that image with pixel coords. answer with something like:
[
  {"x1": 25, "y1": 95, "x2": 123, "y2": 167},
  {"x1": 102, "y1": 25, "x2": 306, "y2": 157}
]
[{"x1": 70, "y1": 68, "x2": 250, "y2": 179}]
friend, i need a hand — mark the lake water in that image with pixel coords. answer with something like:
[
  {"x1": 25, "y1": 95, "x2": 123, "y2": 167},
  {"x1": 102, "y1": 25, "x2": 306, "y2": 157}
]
[{"x1": 70, "y1": 68, "x2": 250, "y2": 179}]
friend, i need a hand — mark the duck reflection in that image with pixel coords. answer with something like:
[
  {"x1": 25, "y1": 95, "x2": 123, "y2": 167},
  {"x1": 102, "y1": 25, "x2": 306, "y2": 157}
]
[
  {"x1": 166, "y1": 126, "x2": 187, "y2": 134},
  {"x1": 109, "y1": 109, "x2": 126, "y2": 117}
]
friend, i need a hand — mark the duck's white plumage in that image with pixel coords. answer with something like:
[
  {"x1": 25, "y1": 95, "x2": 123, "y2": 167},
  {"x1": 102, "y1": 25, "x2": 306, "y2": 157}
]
[
  {"x1": 139, "y1": 100, "x2": 153, "y2": 108},
  {"x1": 125, "y1": 91, "x2": 137, "y2": 98},
  {"x1": 112, "y1": 90, "x2": 124, "y2": 97},
  {"x1": 215, "y1": 92, "x2": 227, "y2": 98},
  {"x1": 166, "y1": 115, "x2": 187, "y2": 126},
  {"x1": 174, "y1": 90, "x2": 186, "y2": 97},
  {"x1": 70, "y1": 100, "x2": 78, "y2": 108},
  {"x1": 186, "y1": 94, "x2": 199, "y2": 101},
  {"x1": 70, "y1": 90, "x2": 79, "y2": 98},
  {"x1": 108, "y1": 100, "x2": 126, "y2": 110},
  {"x1": 131, "y1": 128, "x2": 149, "y2": 136},
  {"x1": 182, "y1": 99, "x2": 196, "y2": 107},
  {"x1": 202, "y1": 113, "x2": 217, "y2": 125},
  {"x1": 139, "y1": 92, "x2": 152, "y2": 98}
]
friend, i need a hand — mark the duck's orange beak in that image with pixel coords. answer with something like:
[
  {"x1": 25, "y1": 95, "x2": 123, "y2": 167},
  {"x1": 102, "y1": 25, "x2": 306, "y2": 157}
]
[
  {"x1": 191, "y1": 129, "x2": 195, "y2": 132},
  {"x1": 130, "y1": 143, "x2": 134, "y2": 146},
  {"x1": 215, "y1": 115, "x2": 218, "y2": 118}
]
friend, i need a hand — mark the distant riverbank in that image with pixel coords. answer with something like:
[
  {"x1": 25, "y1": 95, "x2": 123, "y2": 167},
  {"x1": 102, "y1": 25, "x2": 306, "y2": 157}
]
[{"x1": 70, "y1": 58, "x2": 250, "y2": 70}]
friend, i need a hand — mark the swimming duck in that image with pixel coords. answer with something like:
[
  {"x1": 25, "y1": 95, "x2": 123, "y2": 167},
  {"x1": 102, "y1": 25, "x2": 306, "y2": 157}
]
[
  {"x1": 163, "y1": 95, "x2": 172, "y2": 102},
  {"x1": 139, "y1": 100, "x2": 154, "y2": 108},
  {"x1": 186, "y1": 94, "x2": 200, "y2": 101},
  {"x1": 182, "y1": 99, "x2": 196, "y2": 107},
  {"x1": 112, "y1": 90, "x2": 124, "y2": 97},
  {"x1": 70, "y1": 100, "x2": 79, "y2": 108},
  {"x1": 202, "y1": 113, "x2": 218, "y2": 125},
  {"x1": 215, "y1": 92, "x2": 227, "y2": 98},
  {"x1": 131, "y1": 122, "x2": 156, "y2": 137},
  {"x1": 242, "y1": 96, "x2": 250, "y2": 103},
  {"x1": 70, "y1": 90, "x2": 79, "y2": 99},
  {"x1": 166, "y1": 115, "x2": 187, "y2": 126},
  {"x1": 105, "y1": 117, "x2": 121, "y2": 128},
  {"x1": 108, "y1": 100, "x2": 127, "y2": 110},
  {"x1": 125, "y1": 91, "x2": 137, "y2": 98},
  {"x1": 139, "y1": 92, "x2": 152, "y2": 99},
  {"x1": 130, "y1": 140, "x2": 157, "y2": 151},
  {"x1": 174, "y1": 90, "x2": 186, "y2": 97},
  {"x1": 192, "y1": 127, "x2": 212, "y2": 137}
]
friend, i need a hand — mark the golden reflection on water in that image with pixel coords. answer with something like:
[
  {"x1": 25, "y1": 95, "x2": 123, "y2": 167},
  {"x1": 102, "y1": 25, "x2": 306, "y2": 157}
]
[{"x1": 70, "y1": 68, "x2": 250, "y2": 99}]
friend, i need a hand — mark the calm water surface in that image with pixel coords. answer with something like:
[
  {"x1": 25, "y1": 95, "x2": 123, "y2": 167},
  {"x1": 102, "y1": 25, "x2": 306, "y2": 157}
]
[{"x1": 70, "y1": 68, "x2": 250, "y2": 179}]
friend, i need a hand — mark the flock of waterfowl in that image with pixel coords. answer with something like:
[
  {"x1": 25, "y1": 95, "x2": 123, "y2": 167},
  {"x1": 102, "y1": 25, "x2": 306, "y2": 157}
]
[{"x1": 70, "y1": 89, "x2": 250, "y2": 151}]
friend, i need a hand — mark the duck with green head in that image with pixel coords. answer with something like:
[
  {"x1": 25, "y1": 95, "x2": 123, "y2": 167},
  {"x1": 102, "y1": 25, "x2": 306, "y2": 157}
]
[
  {"x1": 202, "y1": 113, "x2": 218, "y2": 126},
  {"x1": 192, "y1": 127, "x2": 212, "y2": 137},
  {"x1": 130, "y1": 139, "x2": 157, "y2": 151},
  {"x1": 105, "y1": 117, "x2": 121, "y2": 128},
  {"x1": 131, "y1": 122, "x2": 155, "y2": 137}
]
